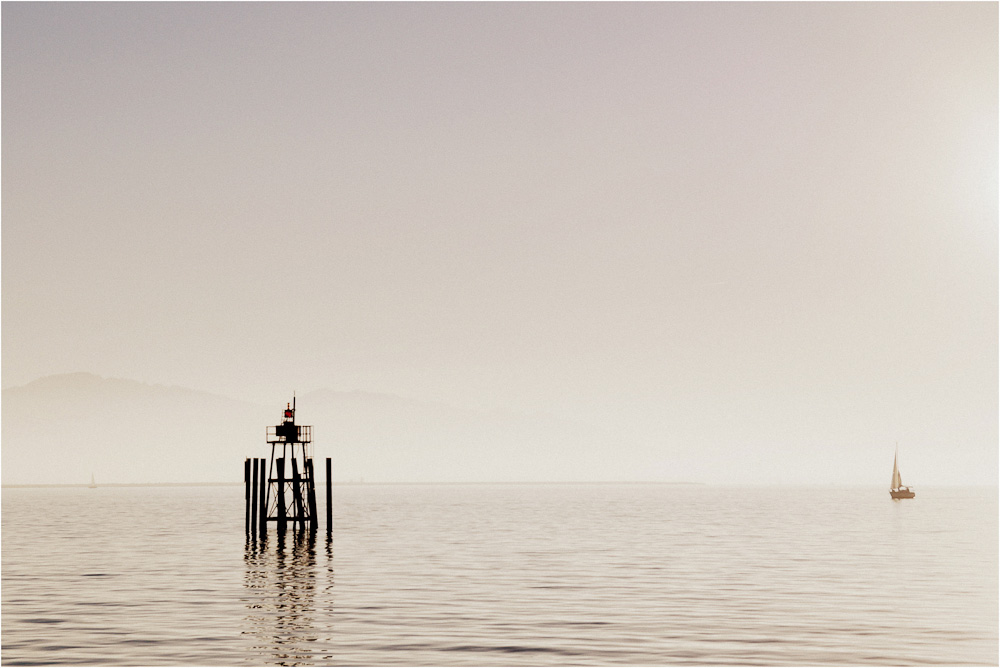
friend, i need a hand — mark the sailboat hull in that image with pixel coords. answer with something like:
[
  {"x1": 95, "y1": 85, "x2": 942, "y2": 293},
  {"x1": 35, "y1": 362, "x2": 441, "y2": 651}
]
[{"x1": 890, "y1": 488, "x2": 915, "y2": 499}]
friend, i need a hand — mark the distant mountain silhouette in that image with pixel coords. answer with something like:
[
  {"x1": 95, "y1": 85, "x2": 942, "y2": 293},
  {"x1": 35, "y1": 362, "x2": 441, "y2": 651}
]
[
  {"x1": 2, "y1": 373, "x2": 625, "y2": 485},
  {"x1": 2, "y1": 373, "x2": 267, "y2": 485}
]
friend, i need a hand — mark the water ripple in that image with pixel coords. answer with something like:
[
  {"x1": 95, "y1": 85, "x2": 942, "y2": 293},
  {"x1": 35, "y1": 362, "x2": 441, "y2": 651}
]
[{"x1": 2, "y1": 485, "x2": 997, "y2": 665}]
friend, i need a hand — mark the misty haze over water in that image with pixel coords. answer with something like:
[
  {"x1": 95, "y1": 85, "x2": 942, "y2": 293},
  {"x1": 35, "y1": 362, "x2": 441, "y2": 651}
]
[{"x1": 2, "y1": 371, "x2": 993, "y2": 487}]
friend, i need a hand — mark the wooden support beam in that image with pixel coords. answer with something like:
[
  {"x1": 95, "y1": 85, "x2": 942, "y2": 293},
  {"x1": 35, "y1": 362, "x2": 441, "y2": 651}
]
[
  {"x1": 326, "y1": 457, "x2": 332, "y2": 534},
  {"x1": 244, "y1": 458, "x2": 251, "y2": 534},
  {"x1": 291, "y1": 458, "x2": 305, "y2": 531},
  {"x1": 306, "y1": 459, "x2": 318, "y2": 531},
  {"x1": 258, "y1": 458, "x2": 267, "y2": 536},
  {"x1": 250, "y1": 458, "x2": 259, "y2": 538},
  {"x1": 276, "y1": 456, "x2": 286, "y2": 532}
]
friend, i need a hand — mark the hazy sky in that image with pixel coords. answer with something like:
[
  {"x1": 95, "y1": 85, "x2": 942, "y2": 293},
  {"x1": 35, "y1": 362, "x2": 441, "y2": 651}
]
[{"x1": 3, "y1": 3, "x2": 997, "y2": 483}]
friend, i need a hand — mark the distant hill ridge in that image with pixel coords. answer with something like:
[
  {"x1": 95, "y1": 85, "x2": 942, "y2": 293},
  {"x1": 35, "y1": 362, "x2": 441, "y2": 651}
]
[
  {"x1": 2, "y1": 372, "x2": 629, "y2": 486},
  {"x1": 7, "y1": 372, "x2": 249, "y2": 405}
]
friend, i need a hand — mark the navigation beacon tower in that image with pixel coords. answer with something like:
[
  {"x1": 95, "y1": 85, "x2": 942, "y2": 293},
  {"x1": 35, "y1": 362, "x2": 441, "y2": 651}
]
[{"x1": 264, "y1": 396, "x2": 318, "y2": 532}]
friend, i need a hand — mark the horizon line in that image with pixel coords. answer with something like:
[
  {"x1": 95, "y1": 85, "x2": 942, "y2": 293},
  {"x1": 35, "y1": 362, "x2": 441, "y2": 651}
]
[{"x1": 4, "y1": 481, "x2": 996, "y2": 489}]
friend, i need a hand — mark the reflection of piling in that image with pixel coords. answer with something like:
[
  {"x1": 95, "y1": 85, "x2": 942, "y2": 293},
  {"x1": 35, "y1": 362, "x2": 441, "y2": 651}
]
[
  {"x1": 325, "y1": 457, "x2": 332, "y2": 534},
  {"x1": 242, "y1": 522, "x2": 320, "y2": 664}
]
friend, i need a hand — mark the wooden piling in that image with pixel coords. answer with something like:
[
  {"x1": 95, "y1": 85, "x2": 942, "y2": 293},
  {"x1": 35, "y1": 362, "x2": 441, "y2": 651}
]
[
  {"x1": 250, "y1": 458, "x2": 259, "y2": 538},
  {"x1": 244, "y1": 458, "x2": 251, "y2": 534},
  {"x1": 306, "y1": 459, "x2": 318, "y2": 531},
  {"x1": 258, "y1": 458, "x2": 267, "y2": 536},
  {"x1": 291, "y1": 458, "x2": 305, "y2": 530},
  {"x1": 276, "y1": 456, "x2": 287, "y2": 531},
  {"x1": 325, "y1": 457, "x2": 332, "y2": 534}
]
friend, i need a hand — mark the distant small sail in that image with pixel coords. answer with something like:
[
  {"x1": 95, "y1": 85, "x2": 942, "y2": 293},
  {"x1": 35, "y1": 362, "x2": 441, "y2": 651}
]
[
  {"x1": 890, "y1": 445, "x2": 914, "y2": 498},
  {"x1": 891, "y1": 450, "x2": 902, "y2": 490}
]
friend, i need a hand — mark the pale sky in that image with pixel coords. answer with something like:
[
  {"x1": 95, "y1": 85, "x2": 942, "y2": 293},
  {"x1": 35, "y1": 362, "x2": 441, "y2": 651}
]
[{"x1": 3, "y1": 2, "x2": 997, "y2": 484}]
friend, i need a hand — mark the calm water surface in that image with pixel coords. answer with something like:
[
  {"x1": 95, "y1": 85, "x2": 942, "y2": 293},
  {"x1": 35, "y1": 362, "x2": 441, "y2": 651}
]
[{"x1": 2, "y1": 484, "x2": 996, "y2": 665}]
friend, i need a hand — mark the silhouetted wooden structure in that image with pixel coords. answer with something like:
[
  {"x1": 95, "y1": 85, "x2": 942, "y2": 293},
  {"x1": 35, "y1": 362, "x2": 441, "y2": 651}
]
[{"x1": 245, "y1": 397, "x2": 331, "y2": 536}]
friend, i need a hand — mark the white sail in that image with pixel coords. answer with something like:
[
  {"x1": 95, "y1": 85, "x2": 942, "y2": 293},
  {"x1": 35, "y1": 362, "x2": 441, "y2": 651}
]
[{"x1": 891, "y1": 449, "x2": 902, "y2": 489}]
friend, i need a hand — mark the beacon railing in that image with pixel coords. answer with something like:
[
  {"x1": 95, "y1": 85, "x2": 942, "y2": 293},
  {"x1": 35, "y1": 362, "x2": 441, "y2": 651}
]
[{"x1": 266, "y1": 425, "x2": 313, "y2": 443}]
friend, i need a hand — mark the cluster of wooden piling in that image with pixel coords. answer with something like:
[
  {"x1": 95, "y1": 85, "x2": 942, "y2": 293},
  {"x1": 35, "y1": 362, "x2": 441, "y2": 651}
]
[
  {"x1": 244, "y1": 399, "x2": 333, "y2": 537},
  {"x1": 245, "y1": 456, "x2": 332, "y2": 536}
]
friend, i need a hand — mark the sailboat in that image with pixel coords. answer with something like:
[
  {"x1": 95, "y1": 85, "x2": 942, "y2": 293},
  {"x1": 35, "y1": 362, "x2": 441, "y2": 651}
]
[
  {"x1": 88, "y1": 474, "x2": 97, "y2": 489},
  {"x1": 890, "y1": 446, "x2": 914, "y2": 499}
]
